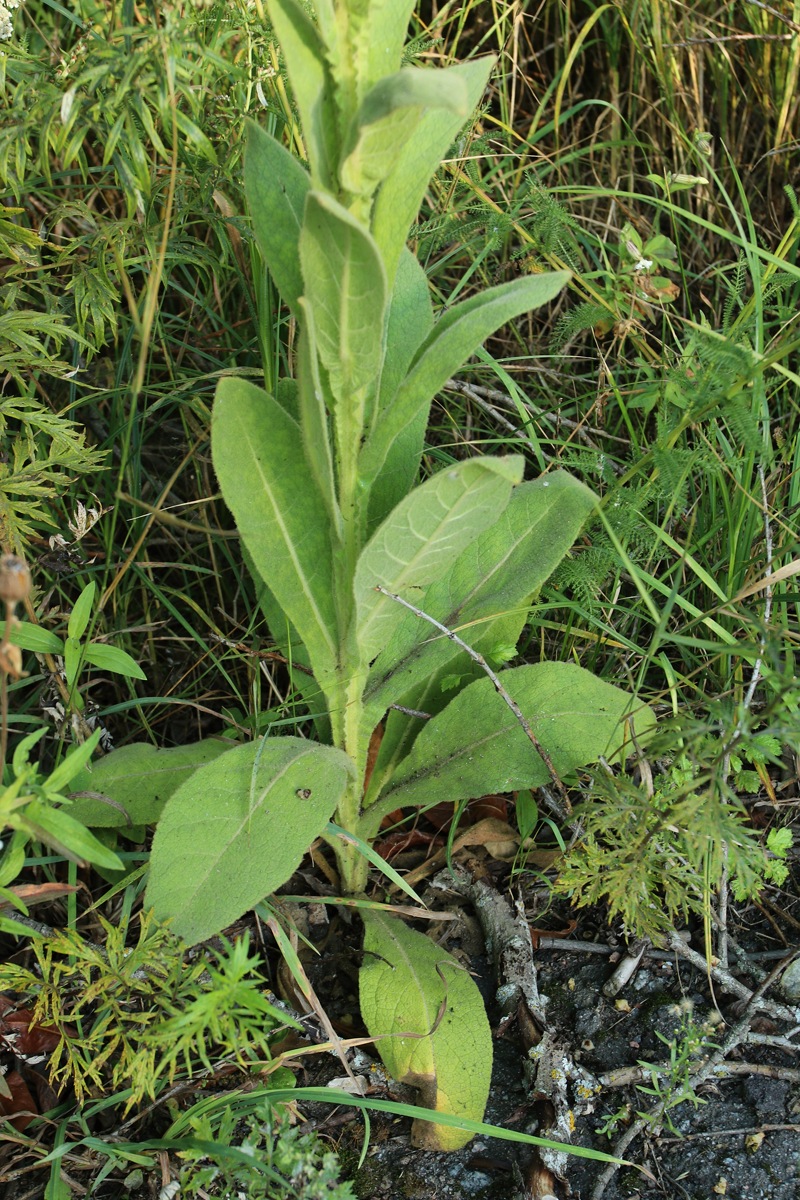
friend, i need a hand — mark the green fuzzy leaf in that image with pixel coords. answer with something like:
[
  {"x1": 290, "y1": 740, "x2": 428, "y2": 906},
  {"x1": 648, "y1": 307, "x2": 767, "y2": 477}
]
[
  {"x1": 353, "y1": 456, "x2": 523, "y2": 663},
  {"x1": 356, "y1": 0, "x2": 417, "y2": 92},
  {"x1": 296, "y1": 301, "x2": 341, "y2": 535},
  {"x1": 67, "y1": 739, "x2": 234, "y2": 828},
  {"x1": 340, "y1": 106, "x2": 422, "y2": 196},
  {"x1": 365, "y1": 248, "x2": 434, "y2": 532},
  {"x1": 362, "y1": 472, "x2": 597, "y2": 742},
  {"x1": 380, "y1": 662, "x2": 656, "y2": 815},
  {"x1": 358, "y1": 67, "x2": 469, "y2": 125},
  {"x1": 267, "y1": 0, "x2": 339, "y2": 189},
  {"x1": 83, "y1": 642, "x2": 146, "y2": 680},
  {"x1": 244, "y1": 121, "x2": 310, "y2": 315},
  {"x1": 299, "y1": 191, "x2": 387, "y2": 402},
  {"x1": 359, "y1": 272, "x2": 570, "y2": 513},
  {"x1": 359, "y1": 910, "x2": 492, "y2": 1150},
  {"x1": 146, "y1": 738, "x2": 353, "y2": 944},
  {"x1": 212, "y1": 376, "x2": 339, "y2": 694},
  {"x1": 341, "y1": 67, "x2": 469, "y2": 195},
  {"x1": 371, "y1": 56, "x2": 495, "y2": 287}
]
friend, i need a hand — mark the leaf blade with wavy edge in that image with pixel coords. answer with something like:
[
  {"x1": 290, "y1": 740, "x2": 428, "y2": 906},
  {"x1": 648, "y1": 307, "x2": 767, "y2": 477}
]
[
  {"x1": 212, "y1": 376, "x2": 338, "y2": 694},
  {"x1": 66, "y1": 740, "x2": 235, "y2": 829},
  {"x1": 146, "y1": 738, "x2": 354, "y2": 945},
  {"x1": 362, "y1": 473, "x2": 597, "y2": 747},
  {"x1": 371, "y1": 56, "x2": 495, "y2": 288},
  {"x1": 299, "y1": 191, "x2": 388, "y2": 402},
  {"x1": 244, "y1": 121, "x2": 310, "y2": 316},
  {"x1": 359, "y1": 272, "x2": 570, "y2": 522},
  {"x1": 353, "y1": 456, "x2": 523, "y2": 664},
  {"x1": 377, "y1": 662, "x2": 656, "y2": 819},
  {"x1": 359, "y1": 910, "x2": 492, "y2": 1150}
]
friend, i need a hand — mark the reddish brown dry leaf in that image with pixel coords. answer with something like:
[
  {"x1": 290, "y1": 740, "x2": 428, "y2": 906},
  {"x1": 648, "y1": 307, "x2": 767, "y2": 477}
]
[
  {"x1": 0, "y1": 882, "x2": 79, "y2": 910},
  {"x1": 362, "y1": 722, "x2": 384, "y2": 798},
  {"x1": 0, "y1": 994, "x2": 64, "y2": 1059},
  {"x1": 529, "y1": 918, "x2": 577, "y2": 951},
  {"x1": 372, "y1": 828, "x2": 444, "y2": 861},
  {"x1": 378, "y1": 807, "x2": 405, "y2": 831},
  {"x1": 0, "y1": 1068, "x2": 38, "y2": 1131}
]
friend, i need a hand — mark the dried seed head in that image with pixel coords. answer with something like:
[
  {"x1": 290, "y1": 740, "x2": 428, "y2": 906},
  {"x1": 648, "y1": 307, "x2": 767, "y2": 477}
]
[
  {"x1": 0, "y1": 554, "x2": 32, "y2": 607},
  {"x1": 0, "y1": 637, "x2": 25, "y2": 679}
]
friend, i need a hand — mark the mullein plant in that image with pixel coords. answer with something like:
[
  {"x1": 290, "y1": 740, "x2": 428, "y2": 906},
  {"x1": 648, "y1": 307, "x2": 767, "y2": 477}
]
[{"x1": 63, "y1": 0, "x2": 655, "y2": 1145}]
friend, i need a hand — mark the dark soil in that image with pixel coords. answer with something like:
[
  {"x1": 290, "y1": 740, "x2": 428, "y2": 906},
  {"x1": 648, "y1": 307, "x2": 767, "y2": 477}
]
[{"x1": 298, "y1": 892, "x2": 800, "y2": 1200}]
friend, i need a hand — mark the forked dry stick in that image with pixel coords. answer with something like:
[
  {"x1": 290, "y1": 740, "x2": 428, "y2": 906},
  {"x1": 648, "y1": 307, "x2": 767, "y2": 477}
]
[{"x1": 374, "y1": 585, "x2": 571, "y2": 812}]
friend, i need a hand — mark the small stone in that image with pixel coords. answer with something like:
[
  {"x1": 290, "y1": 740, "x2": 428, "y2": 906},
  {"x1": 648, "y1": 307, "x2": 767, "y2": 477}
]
[{"x1": 781, "y1": 957, "x2": 800, "y2": 1002}]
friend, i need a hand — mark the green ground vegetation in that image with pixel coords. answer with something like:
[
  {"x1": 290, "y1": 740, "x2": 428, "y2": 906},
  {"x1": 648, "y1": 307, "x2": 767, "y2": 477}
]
[{"x1": 0, "y1": 0, "x2": 798, "y2": 1193}]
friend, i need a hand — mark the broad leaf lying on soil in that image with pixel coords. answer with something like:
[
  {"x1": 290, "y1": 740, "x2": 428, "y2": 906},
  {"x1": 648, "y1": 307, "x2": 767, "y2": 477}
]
[{"x1": 359, "y1": 909, "x2": 492, "y2": 1150}]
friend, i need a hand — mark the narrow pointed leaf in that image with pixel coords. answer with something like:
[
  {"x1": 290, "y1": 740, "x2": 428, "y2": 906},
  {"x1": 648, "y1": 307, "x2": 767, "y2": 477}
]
[
  {"x1": 359, "y1": 910, "x2": 492, "y2": 1150},
  {"x1": 299, "y1": 191, "x2": 387, "y2": 401},
  {"x1": 147, "y1": 738, "x2": 353, "y2": 945},
  {"x1": 213, "y1": 376, "x2": 338, "y2": 692},
  {"x1": 10, "y1": 623, "x2": 63, "y2": 654},
  {"x1": 244, "y1": 121, "x2": 309, "y2": 314},
  {"x1": 353, "y1": 456, "x2": 523, "y2": 663},
  {"x1": 359, "y1": 272, "x2": 570, "y2": 514},
  {"x1": 68, "y1": 581, "x2": 96, "y2": 641},
  {"x1": 23, "y1": 801, "x2": 123, "y2": 871},
  {"x1": 380, "y1": 663, "x2": 657, "y2": 815},
  {"x1": 83, "y1": 643, "x2": 147, "y2": 680}
]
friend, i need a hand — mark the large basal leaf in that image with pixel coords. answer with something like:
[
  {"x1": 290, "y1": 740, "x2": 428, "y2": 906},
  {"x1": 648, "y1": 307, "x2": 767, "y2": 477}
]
[
  {"x1": 371, "y1": 56, "x2": 494, "y2": 288},
  {"x1": 353, "y1": 456, "x2": 523, "y2": 664},
  {"x1": 244, "y1": 121, "x2": 309, "y2": 315},
  {"x1": 365, "y1": 248, "x2": 433, "y2": 532},
  {"x1": 359, "y1": 910, "x2": 492, "y2": 1150},
  {"x1": 267, "y1": 0, "x2": 339, "y2": 188},
  {"x1": 359, "y1": 272, "x2": 570, "y2": 514},
  {"x1": 362, "y1": 473, "x2": 597, "y2": 737},
  {"x1": 67, "y1": 740, "x2": 234, "y2": 829},
  {"x1": 147, "y1": 738, "x2": 353, "y2": 945},
  {"x1": 341, "y1": 67, "x2": 469, "y2": 195},
  {"x1": 299, "y1": 191, "x2": 387, "y2": 402},
  {"x1": 379, "y1": 662, "x2": 657, "y2": 816},
  {"x1": 213, "y1": 376, "x2": 338, "y2": 693}
]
